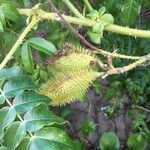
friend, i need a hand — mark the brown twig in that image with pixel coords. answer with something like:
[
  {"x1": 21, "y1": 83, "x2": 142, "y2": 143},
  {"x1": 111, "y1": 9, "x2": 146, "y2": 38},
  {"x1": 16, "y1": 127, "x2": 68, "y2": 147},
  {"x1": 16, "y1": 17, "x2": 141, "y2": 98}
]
[
  {"x1": 47, "y1": 0, "x2": 150, "y2": 78},
  {"x1": 47, "y1": 0, "x2": 107, "y2": 67}
]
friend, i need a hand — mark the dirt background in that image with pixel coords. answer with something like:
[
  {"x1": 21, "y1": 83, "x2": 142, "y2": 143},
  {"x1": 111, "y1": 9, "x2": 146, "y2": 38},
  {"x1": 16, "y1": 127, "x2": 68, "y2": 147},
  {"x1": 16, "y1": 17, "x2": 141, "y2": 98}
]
[{"x1": 66, "y1": 78, "x2": 132, "y2": 150}]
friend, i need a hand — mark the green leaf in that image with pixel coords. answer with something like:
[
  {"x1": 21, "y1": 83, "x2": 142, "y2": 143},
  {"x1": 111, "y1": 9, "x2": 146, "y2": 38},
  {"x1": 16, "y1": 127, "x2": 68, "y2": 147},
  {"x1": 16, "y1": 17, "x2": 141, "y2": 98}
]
[
  {"x1": 32, "y1": 127, "x2": 80, "y2": 150},
  {"x1": 2, "y1": 79, "x2": 36, "y2": 98},
  {"x1": 143, "y1": 0, "x2": 150, "y2": 7},
  {"x1": 0, "y1": 147, "x2": 8, "y2": 150},
  {"x1": 39, "y1": 69, "x2": 49, "y2": 81},
  {"x1": 1, "y1": 3, "x2": 19, "y2": 22},
  {"x1": 92, "y1": 23, "x2": 104, "y2": 33},
  {"x1": 88, "y1": 31, "x2": 102, "y2": 44},
  {"x1": 0, "y1": 107, "x2": 16, "y2": 139},
  {"x1": 100, "y1": 13, "x2": 114, "y2": 24},
  {"x1": 21, "y1": 42, "x2": 34, "y2": 73},
  {"x1": 16, "y1": 137, "x2": 30, "y2": 150},
  {"x1": 98, "y1": 7, "x2": 106, "y2": 16},
  {"x1": 29, "y1": 37, "x2": 57, "y2": 55},
  {"x1": 24, "y1": 103, "x2": 66, "y2": 132},
  {"x1": 81, "y1": 120, "x2": 96, "y2": 136},
  {"x1": 13, "y1": 91, "x2": 51, "y2": 113},
  {"x1": 0, "y1": 94, "x2": 5, "y2": 104},
  {"x1": 0, "y1": 21, "x2": 3, "y2": 32},
  {"x1": 86, "y1": 10, "x2": 99, "y2": 20},
  {"x1": 127, "y1": 133, "x2": 147, "y2": 150},
  {"x1": 99, "y1": 132, "x2": 120, "y2": 150},
  {"x1": 16, "y1": 127, "x2": 81, "y2": 150},
  {"x1": 121, "y1": 0, "x2": 142, "y2": 26},
  {"x1": 3, "y1": 121, "x2": 26, "y2": 150},
  {"x1": 0, "y1": 8, "x2": 6, "y2": 26},
  {"x1": 17, "y1": 128, "x2": 81, "y2": 150},
  {"x1": 0, "y1": 0, "x2": 17, "y2": 4},
  {"x1": 105, "y1": 0, "x2": 118, "y2": 11},
  {"x1": 0, "y1": 66, "x2": 28, "y2": 81}
]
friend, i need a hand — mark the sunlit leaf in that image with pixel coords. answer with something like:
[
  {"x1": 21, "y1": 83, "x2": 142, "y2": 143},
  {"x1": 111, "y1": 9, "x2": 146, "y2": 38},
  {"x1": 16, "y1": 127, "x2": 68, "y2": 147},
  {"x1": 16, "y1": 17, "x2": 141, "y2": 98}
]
[
  {"x1": 29, "y1": 37, "x2": 57, "y2": 55},
  {"x1": 16, "y1": 127, "x2": 81, "y2": 150},
  {"x1": 99, "y1": 132, "x2": 120, "y2": 150},
  {"x1": 2, "y1": 79, "x2": 36, "y2": 98},
  {"x1": 0, "y1": 107, "x2": 16, "y2": 139},
  {"x1": 0, "y1": 21, "x2": 3, "y2": 32},
  {"x1": 3, "y1": 121, "x2": 26, "y2": 150},
  {"x1": 92, "y1": 23, "x2": 104, "y2": 33},
  {"x1": 0, "y1": 147, "x2": 8, "y2": 150},
  {"x1": 0, "y1": 66, "x2": 28, "y2": 81},
  {"x1": 24, "y1": 103, "x2": 66, "y2": 132},
  {"x1": 86, "y1": 10, "x2": 99, "y2": 19},
  {"x1": 0, "y1": 7, "x2": 6, "y2": 26},
  {"x1": 13, "y1": 91, "x2": 51, "y2": 113},
  {"x1": 88, "y1": 31, "x2": 102, "y2": 44},
  {"x1": 15, "y1": 136, "x2": 30, "y2": 150},
  {"x1": 100, "y1": 13, "x2": 114, "y2": 24},
  {"x1": 0, "y1": 94, "x2": 5, "y2": 104},
  {"x1": 21, "y1": 42, "x2": 34, "y2": 73},
  {"x1": 98, "y1": 7, "x2": 106, "y2": 16}
]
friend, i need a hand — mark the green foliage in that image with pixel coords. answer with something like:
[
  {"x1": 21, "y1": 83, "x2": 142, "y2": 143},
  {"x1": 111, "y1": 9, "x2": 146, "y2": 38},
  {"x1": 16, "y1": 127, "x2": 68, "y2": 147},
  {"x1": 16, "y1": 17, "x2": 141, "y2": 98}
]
[
  {"x1": 0, "y1": 22, "x2": 3, "y2": 32},
  {"x1": 87, "y1": 6, "x2": 114, "y2": 44},
  {"x1": 28, "y1": 37, "x2": 57, "y2": 55},
  {"x1": 0, "y1": 107, "x2": 16, "y2": 139},
  {"x1": 0, "y1": 66, "x2": 80, "y2": 149},
  {"x1": 16, "y1": 127, "x2": 81, "y2": 150},
  {"x1": 127, "y1": 133, "x2": 147, "y2": 150},
  {"x1": 121, "y1": 0, "x2": 142, "y2": 26},
  {"x1": 99, "y1": 132, "x2": 120, "y2": 150},
  {"x1": 21, "y1": 42, "x2": 34, "y2": 73},
  {"x1": 20, "y1": 37, "x2": 57, "y2": 73},
  {"x1": 81, "y1": 120, "x2": 96, "y2": 136},
  {"x1": 0, "y1": 0, "x2": 150, "y2": 149},
  {"x1": 125, "y1": 68, "x2": 150, "y2": 103}
]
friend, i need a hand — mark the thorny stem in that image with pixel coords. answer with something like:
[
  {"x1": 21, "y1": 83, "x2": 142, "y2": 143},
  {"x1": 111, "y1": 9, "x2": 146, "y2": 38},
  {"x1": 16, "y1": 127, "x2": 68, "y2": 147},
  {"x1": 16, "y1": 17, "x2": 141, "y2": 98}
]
[
  {"x1": 63, "y1": 0, "x2": 84, "y2": 18},
  {"x1": 48, "y1": 0, "x2": 148, "y2": 81},
  {"x1": 18, "y1": 8, "x2": 150, "y2": 38},
  {"x1": 102, "y1": 53, "x2": 150, "y2": 78},
  {"x1": 0, "y1": 5, "x2": 149, "y2": 73},
  {"x1": 0, "y1": 17, "x2": 39, "y2": 70},
  {"x1": 18, "y1": 9, "x2": 150, "y2": 60},
  {"x1": 83, "y1": 0, "x2": 93, "y2": 11},
  {"x1": 0, "y1": 89, "x2": 33, "y2": 137},
  {"x1": 42, "y1": 2, "x2": 141, "y2": 60},
  {"x1": 91, "y1": 49, "x2": 141, "y2": 60},
  {"x1": 48, "y1": 1, "x2": 150, "y2": 77},
  {"x1": 56, "y1": 1, "x2": 143, "y2": 60},
  {"x1": 18, "y1": 4, "x2": 150, "y2": 77}
]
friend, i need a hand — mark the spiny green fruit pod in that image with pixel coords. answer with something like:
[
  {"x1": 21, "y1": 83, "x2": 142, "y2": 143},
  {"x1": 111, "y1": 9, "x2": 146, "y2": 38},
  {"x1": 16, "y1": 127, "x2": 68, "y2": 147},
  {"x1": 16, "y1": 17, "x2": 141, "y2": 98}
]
[
  {"x1": 48, "y1": 47, "x2": 97, "y2": 74},
  {"x1": 39, "y1": 70, "x2": 101, "y2": 106},
  {"x1": 40, "y1": 46, "x2": 102, "y2": 106}
]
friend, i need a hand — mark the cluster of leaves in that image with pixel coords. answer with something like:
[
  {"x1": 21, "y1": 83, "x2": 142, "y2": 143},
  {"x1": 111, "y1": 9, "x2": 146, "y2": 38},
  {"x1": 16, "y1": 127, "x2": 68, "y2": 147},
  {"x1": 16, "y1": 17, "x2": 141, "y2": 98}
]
[
  {"x1": 0, "y1": 1, "x2": 82, "y2": 149},
  {"x1": 86, "y1": 6, "x2": 114, "y2": 44},
  {"x1": 0, "y1": 66, "x2": 82, "y2": 150},
  {"x1": 125, "y1": 68, "x2": 150, "y2": 103}
]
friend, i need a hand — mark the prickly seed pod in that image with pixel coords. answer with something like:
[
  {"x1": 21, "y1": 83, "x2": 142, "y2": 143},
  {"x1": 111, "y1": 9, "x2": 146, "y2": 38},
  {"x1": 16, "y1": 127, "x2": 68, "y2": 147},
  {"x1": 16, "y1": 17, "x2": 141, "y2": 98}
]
[
  {"x1": 39, "y1": 70, "x2": 100, "y2": 106},
  {"x1": 40, "y1": 45, "x2": 102, "y2": 106},
  {"x1": 49, "y1": 47, "x2": 97, "y2": 74}
]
